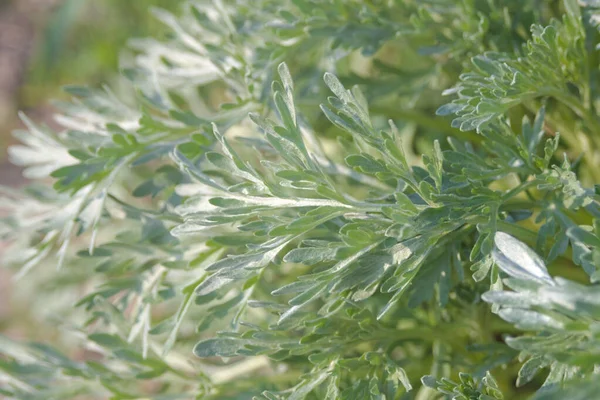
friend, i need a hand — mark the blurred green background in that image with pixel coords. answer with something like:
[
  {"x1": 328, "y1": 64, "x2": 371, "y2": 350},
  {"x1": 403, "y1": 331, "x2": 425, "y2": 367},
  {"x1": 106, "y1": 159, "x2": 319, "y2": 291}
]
[
  {"x1": 0, "y1": 0, "x2": 182, "y2": 175},
  {"x1": 0, "y1": 0, "x2": 183, "y2": 334}
]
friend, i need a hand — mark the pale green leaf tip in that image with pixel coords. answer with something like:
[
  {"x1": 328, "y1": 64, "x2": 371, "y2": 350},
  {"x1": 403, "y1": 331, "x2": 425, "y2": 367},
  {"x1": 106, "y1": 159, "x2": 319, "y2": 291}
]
[{"x1": 492, "y1": 232, "x2": 554, "y2": 285}]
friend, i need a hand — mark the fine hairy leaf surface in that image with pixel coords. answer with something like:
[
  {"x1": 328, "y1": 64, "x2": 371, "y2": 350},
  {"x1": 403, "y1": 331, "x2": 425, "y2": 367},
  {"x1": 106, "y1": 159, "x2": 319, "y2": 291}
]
[{"x1": 3, "y1": 0, "x2": 600, "y2": 399}]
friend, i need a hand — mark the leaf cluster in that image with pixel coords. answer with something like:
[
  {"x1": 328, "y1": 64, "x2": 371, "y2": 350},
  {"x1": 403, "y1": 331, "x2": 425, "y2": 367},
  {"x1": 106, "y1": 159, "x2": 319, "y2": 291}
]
[{"x1": 2, "y1": 1, "x2": 600, "y2": 399}]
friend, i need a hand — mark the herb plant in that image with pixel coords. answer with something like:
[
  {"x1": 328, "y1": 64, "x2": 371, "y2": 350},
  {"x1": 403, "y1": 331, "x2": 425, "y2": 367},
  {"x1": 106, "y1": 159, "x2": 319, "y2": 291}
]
[{"x1": 2, "y1": 1, "x2": 600, "y2": 399}]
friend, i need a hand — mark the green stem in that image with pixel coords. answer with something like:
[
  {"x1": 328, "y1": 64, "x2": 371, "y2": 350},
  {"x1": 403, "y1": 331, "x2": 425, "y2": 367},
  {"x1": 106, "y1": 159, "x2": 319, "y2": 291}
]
[
  {"x1": 501, "y1": 179, "x2": 538, "y2": 201},
  {"x1": 500, "y1": 200, "x2": 539, "y2": 212}
]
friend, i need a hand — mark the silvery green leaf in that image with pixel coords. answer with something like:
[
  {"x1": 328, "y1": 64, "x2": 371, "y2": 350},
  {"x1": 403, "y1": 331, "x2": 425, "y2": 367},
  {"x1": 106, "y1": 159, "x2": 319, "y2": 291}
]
[
  {"x1": 517, "y1": 356, "x2": 546, "y2": 387},
  {"x1": 492, "y1": 232, "x2": 554, "y2": 285},
  {"x1": 193, "y1": 337, "x2": 243, "y2": 358},
  {"x1": 497, "y1": 308, "x2": 563, "y2": 330},
  {"x1": 481, "y1": 290, "x2": 541, "y2": 308}
]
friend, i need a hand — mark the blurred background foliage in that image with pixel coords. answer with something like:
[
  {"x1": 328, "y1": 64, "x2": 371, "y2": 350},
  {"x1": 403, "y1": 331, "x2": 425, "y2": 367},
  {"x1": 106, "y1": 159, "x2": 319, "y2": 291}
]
[
  {"x1": 0, "y1": 0, "x2": 182, "y2": 167},
  {"x1": 0, "y1": 0, "x2": 182, "y2": 338}
]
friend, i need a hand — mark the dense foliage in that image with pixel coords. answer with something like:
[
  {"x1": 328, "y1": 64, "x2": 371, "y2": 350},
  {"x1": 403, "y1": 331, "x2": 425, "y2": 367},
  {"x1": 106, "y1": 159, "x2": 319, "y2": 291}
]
[{"x1": 2, "y1": 0, "x2": 600, "y2": 398}]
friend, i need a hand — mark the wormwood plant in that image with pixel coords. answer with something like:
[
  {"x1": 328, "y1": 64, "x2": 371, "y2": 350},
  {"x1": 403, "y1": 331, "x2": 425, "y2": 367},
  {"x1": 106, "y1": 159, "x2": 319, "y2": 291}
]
[{"x1": 3, "y1": 0, "x2": 600, "y2": 398}]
